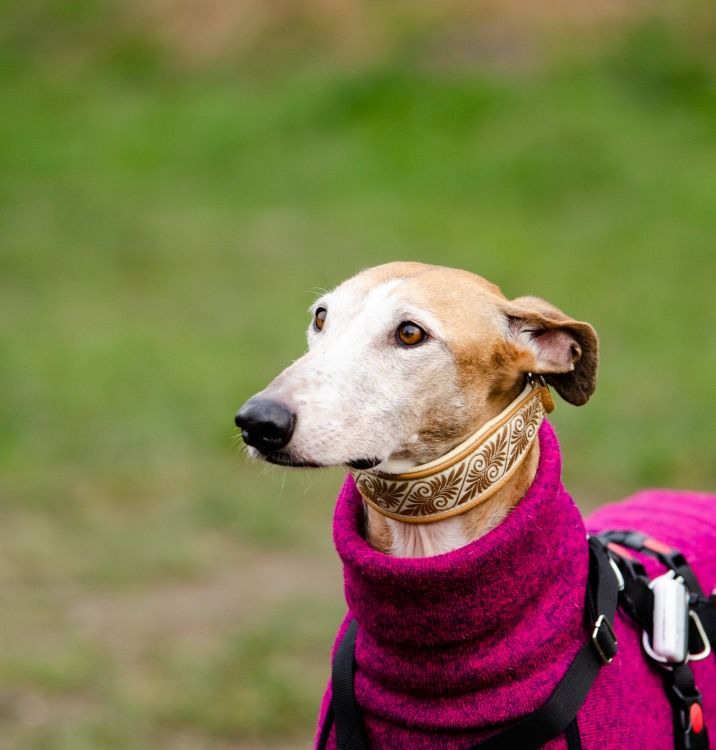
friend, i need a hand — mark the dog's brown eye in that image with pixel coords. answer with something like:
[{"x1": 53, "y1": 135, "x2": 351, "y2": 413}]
[
  {"x1": 314, "y1": 307, "x2": 327, "y2": 331},
  {"x1": 396, "y1": 321, "x2": 427, "y2": 347}
]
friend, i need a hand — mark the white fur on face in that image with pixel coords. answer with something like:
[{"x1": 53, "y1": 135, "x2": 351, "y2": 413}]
[{"x1": 248, "y1": 276, "x2": 464, "y2": 469}]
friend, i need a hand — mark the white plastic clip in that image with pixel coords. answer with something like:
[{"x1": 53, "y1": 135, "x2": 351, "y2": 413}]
[{"x1": 642, "y1": 571, "x2": 689, "y2": 665}]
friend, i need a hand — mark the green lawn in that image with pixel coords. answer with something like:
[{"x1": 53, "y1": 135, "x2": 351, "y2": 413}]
[{"x1": 1, "y1": 5, "x2": 716, "y2": 748}]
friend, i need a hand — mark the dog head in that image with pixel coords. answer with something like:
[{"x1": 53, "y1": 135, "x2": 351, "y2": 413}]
[{"x1": 236, "y1": 262, "x2": 598, "y2": 470}]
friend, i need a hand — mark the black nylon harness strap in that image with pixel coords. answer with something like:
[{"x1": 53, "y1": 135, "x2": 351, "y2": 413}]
[
  {"x1": 666, "y1": 664, "x2": 710, "y2": 750},
  {"x1": 316, "y1": 702, "x2": 335, "y2": 750},
  {"x1": 564, "y1": 717, "x2": 584, "y2": 750},
  {"x1": 319, "y1": 537, "x2": 618, "y2": 750},
  {"x1": 330, "y1": 619, "x2": 369, "y2": 750}
]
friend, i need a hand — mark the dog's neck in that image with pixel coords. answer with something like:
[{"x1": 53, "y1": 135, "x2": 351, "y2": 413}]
[{"x1": 356, "y1": 382, "x2": 550, "y2": 557}]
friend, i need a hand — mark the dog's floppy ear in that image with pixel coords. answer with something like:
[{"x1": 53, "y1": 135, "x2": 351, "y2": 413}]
[{"x1": 502, "y1": 296, "x2": 599, "y2": 406}]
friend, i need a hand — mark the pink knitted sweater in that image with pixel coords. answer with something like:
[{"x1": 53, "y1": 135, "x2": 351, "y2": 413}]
[{"x1": 314, "y1": 421, "x2": 716, "y2": 749}]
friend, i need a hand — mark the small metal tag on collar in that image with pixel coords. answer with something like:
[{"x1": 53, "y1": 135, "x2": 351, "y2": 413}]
[{"x1": 592, "y1": 614, "x2": 618, "y2": 665}]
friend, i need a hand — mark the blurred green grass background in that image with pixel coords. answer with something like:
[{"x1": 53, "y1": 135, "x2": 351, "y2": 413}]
[{"x1": 1, "y1": 1, "x2": 716, "y2": 747}]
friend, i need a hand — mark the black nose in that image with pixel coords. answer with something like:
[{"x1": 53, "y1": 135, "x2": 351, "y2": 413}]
[{"x1": 234, "y1": 398, "x2": 296, "y2": 454}]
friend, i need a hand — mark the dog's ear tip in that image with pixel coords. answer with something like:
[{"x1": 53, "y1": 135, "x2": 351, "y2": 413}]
[
  {"x1": 568, "y1": 390, "x2": 593, "y2": 407},
  {"x1": 504, "y1": 296, "x2": 599, "y2": 407},
  {"x1": 545, "y1": 372, "x2": 597, "y2": 406}
]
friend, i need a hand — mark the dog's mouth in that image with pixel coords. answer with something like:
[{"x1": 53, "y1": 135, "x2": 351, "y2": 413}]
[
  {"x1": 263, "y1": 450, "x2": 323, "y2": 468},
  {"x1": 256, "y1": 449, "x2": 382, "y2": 470},
  {"x1": 346, "y1": 457, "x2": 382, "y2": 470}
]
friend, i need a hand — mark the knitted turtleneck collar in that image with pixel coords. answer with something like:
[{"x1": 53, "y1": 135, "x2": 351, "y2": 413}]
[{"x1": 332, "y1": 420, "x2": 590, "y2": 736}]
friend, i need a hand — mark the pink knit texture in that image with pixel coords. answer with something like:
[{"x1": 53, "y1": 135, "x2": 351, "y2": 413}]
[{"x1": 314, "y1": 421, "x2": 716, "y2": 749}]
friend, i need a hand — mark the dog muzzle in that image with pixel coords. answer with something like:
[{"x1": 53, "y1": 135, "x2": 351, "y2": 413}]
[{"x1": 352, "y1": 377, "x2": 555, "y2": 523}]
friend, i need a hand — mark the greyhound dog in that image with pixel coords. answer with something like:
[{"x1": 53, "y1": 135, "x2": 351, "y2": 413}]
[{"x1": 235, "y1": 263, "x2": 716, "y2": 749}]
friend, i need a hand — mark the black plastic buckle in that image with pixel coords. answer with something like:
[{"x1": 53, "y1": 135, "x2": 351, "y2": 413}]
[
  {"x1": 669, "y1": 683, "x2": 709, "y2": 750},
  {"x1": 591, "y1": 614, "x2": 618, "y2": 665}
]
